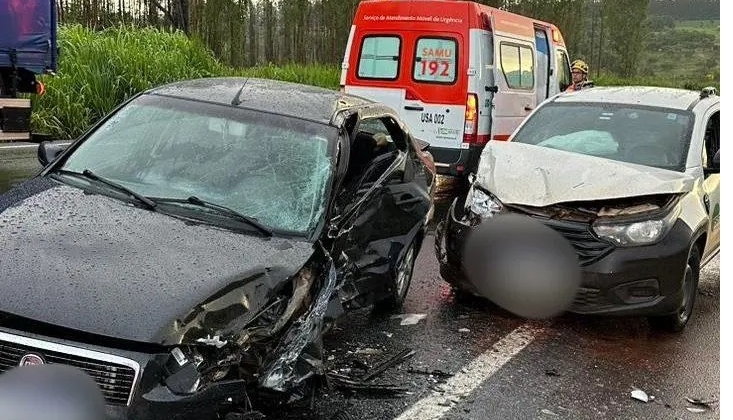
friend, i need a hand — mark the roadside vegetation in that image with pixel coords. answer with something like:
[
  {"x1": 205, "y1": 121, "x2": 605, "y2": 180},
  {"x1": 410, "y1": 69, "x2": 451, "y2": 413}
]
[{"x1": 33, "y1": 18, "x2": 719, "y2": 139}]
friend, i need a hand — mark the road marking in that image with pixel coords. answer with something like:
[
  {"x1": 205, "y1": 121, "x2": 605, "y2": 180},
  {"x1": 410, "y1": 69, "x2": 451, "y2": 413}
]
[{"x1": 394, "y1": 323, "x2": 540, "y2": 420}]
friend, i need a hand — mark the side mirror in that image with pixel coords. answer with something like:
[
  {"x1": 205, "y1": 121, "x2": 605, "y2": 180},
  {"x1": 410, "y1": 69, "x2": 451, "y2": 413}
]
[
  {"x1": 416, "y1": 138, "x2": 430, "y2": 152},
  {"x1": 37, "y1": 141, "x2": 67, "y2": 167}
]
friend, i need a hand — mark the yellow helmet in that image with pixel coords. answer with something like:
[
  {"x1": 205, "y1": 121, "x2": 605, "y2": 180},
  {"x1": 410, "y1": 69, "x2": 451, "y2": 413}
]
[{"x1": 571, "y1": 59, "x2": 589, "y2": 74}]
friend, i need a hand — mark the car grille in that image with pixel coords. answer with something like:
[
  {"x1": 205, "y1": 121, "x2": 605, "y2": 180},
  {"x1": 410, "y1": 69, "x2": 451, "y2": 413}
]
[
  {"x1": 535, "y1": 217, "x2": 614, "y2": 266},
  {"x1": 0, "y1": 332, "x2": 138, "y2": 406}
]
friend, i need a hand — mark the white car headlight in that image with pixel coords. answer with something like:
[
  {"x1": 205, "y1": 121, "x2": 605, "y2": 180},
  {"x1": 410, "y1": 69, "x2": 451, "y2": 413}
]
[
  {"x1": 592, "y1": 206, "x2": 679, "y2": 247},
  {"x1": 469, "y1": 188, "x2": 503, "y2": 219}
]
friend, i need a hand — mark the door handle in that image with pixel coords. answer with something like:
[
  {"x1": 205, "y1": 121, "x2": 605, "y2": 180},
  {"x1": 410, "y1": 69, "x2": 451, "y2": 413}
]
[{"x1": 404, "y1": 105, "x2": 424, "y2": 111}]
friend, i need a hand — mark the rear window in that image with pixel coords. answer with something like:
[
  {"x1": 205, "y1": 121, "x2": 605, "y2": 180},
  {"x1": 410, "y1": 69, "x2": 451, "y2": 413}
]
[
  {"x1": 413, "y1": 37, "x2": 458, "y2": 84},
  {"x1": 500, "y1": 43, "x2": 534, "y2": 90},
  {"x1": 357, "y1": 36, "x2": 401, "y2": 80}
]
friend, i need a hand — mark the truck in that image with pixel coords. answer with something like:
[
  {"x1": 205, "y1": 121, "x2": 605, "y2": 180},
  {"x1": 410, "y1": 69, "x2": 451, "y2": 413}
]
[{"x1": 0, "y1": 0, "x2": 58, "y2": 142}]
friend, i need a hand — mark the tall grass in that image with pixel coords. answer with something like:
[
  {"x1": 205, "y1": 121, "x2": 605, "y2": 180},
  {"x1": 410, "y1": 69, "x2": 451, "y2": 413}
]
[
  {"x1": 33, "y1": 25, "x2": 226, "y2": 139},
  {"x1": 33, "y1": 25, "x2": 717, "y2": 139}
]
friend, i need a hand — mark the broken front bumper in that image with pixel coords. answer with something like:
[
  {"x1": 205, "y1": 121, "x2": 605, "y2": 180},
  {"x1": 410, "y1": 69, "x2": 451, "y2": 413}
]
[{"x1": 435, "y1": 199, "x2": 693, "y2": 317}]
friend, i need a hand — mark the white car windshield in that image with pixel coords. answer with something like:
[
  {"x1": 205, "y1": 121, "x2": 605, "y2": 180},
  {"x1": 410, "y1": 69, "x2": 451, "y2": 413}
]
[
  {"x1": 60, "y1": 94, "x2": 336, "y2": 235},
  {"x1": 511, "y1": 103, "x2": 695, "y2": 171}
]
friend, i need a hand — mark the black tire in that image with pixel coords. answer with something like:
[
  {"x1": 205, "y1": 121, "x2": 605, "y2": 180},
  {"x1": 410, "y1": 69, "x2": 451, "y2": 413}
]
[
  {"x1": 373, "y1": 238, "x2": 418, "y2": 312},
  {"x1": 648, "y1": 245, "x2": 701, "y2": 333}
]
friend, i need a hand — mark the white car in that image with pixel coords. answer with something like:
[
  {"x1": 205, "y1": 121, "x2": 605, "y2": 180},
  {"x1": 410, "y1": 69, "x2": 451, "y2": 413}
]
[{"x1": 437, "y1": 86, "x2": 720, "y2": 332}]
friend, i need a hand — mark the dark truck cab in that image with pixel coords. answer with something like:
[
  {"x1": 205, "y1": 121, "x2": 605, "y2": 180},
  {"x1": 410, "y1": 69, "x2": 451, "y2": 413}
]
[{"x1": 0, "y1": 0, "x2": 58, "y2": 141}]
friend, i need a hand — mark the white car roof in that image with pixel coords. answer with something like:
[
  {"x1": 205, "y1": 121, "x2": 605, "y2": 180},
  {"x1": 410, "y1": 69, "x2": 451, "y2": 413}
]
[{"x1": 552, "y1": 86, "x2": 718, "y2": 112}]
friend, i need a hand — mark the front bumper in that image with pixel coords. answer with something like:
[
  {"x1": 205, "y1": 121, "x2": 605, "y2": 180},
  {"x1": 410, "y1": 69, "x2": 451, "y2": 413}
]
[
  {"x1": 435, "y1": 199, "x2": 693, "y2": 317},
  {"x1": 0, "y1": 327, "x2": 247, "y2": 420}
]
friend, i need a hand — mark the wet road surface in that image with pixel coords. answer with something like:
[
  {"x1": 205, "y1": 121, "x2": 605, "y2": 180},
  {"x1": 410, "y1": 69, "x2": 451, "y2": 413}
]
[{"x1": 0, "y1": 144, "x2": 720, "y2": 419}]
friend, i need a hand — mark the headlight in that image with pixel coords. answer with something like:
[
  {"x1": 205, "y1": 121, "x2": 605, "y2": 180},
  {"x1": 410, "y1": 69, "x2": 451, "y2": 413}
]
[
  {"x1": 592, "y1": 206, "x2": 679, "y2": 246},
  {"x1": 469, "y1": 188, "x2": 503, "y2": 219}
]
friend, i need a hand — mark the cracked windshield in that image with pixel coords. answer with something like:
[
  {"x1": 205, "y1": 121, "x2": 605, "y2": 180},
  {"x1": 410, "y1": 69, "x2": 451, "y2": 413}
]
[{"x1": 0, "y1": 0, "x2": 722, "y2": 419}]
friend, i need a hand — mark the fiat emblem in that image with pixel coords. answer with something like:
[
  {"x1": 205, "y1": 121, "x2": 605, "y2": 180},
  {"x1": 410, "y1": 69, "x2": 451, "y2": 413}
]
[{"x1": 18, "y1": 353, "x2": 45, "y2": 366}]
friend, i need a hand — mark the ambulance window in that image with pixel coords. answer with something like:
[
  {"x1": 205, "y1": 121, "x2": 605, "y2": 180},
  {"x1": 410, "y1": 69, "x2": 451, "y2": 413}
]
[
  {"x1": 556, "y1": 50, "x2": 571, "y2": 91},
  {"x1": 412, "y1": 37, "x2": 458, "y2": 84},
  {"x1": 500, "y1": 43, "x2": 535, "y2": 90},
  {"x1": 357, "y1": 36, "x2": 401, "y2": 80}
]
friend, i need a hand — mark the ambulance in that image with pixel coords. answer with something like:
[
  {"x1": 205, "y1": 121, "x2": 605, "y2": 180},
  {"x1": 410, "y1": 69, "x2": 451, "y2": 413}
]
[{"x1": 340, "y1": 0, "x2": 572, "y2": 177}]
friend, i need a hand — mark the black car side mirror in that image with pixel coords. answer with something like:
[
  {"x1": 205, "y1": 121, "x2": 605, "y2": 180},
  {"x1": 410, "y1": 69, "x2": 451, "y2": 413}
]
[{"x1": 37, "y1": 141, "x2": 66, "y2": 167}]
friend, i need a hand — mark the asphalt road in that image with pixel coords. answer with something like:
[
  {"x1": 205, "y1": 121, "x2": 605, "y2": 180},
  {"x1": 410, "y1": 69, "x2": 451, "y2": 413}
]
[{"x1": 0, "y1": 144, "x2": 721, "y2": 420}]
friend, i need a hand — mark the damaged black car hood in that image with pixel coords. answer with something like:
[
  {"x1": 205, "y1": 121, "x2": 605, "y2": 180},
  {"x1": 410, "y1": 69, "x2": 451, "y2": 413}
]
[{"x1": 0, "y1": 178, "x2": 314, "y2": 345}]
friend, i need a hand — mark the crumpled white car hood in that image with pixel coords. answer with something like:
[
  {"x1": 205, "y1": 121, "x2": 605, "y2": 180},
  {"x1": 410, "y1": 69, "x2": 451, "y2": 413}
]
[{"x1": 475, "y1": 141, "x2": 695, "y2": 207}]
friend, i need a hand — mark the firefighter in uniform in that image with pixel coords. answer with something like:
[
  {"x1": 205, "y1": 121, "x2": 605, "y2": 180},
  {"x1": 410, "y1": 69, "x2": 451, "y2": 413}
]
[{"x1": 566, "y1": 59, "x2": 594, "y2": 92}]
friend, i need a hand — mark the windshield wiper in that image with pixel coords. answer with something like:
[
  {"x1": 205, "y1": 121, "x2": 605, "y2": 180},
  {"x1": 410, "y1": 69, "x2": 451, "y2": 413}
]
[
  {"x1": 56, "y1": 169, "x2": 157, "y2": 210},
  {"x1": 156, "y1": 196, "x2": 273, "y2": 237}
]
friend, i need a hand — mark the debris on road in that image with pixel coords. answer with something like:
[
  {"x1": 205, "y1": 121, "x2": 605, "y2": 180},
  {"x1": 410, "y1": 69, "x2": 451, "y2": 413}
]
[
  {"x1": 360, "y1": 348, "x2": 415, "y2": 382},
  {"x1": 354, "y1": 348, "x2": 383, "y2": 356},
  {"x1": 541, "y1": 408, "x2": 559, "y2": 416},
  {"x1": 686, "y1": 397, "x2": 718, "y2": 406},
  {"x1": 544, "y1": 368, "x2": 560, "y2": 377},
  {"x1": 458, "y1": 328, "x2": 471, "y2": 333},
  {"x1": 391, "y1": 313, "x2": 427, "y2": 325},
  {"x1": 382, "y1": 331, "x2": 394, "y2": 338},
  {"x1": 407, "y1": 368, "x2": 454, "y2": 382},
  {"x1": 327, "y1": 372, "x2": 408, "y2": 397},
  {"x1": 686, "y1": 407, "x2": 708, "y2": 414},
  {"x1": 631, "y1": 389, "x2": 655, "y2": 403},
  {"x1": 684, "y1": 396, "x2": 718, "y2": 413}
]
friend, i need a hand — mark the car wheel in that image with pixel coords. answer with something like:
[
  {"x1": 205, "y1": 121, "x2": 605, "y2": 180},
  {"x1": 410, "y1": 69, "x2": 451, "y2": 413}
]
[
  {"x1": 374, "y1": 238, "x2": 418, "y2": 312},
  {"x1": 649, "y1": 245, "x2": 701, "y2": 333}
]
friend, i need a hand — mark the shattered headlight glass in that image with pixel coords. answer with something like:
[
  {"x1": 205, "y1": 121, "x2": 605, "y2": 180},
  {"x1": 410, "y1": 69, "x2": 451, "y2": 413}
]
[
  {"x1": 469, "y1": 188, "x2": 504, "y2": 220},
  {"x1": 592, "y1": 205, "x2": 679, "y2": 247}
]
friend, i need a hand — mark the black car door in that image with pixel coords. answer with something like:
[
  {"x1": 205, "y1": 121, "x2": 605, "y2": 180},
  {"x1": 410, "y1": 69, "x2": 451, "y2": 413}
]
[{"x1": 333, "y1": 112, "x2": 431, "y2": 310}]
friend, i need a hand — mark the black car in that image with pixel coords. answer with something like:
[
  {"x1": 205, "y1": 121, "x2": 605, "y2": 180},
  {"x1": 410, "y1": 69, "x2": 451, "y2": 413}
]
[{"x1": 0, "y1": 77, "x2": 436, "y2": 419}]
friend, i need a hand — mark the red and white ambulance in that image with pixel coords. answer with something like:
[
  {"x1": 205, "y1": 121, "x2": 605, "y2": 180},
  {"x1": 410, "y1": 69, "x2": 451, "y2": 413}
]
[{"x1": 340, "y1": 0, "x2": 572, "y2": 177}]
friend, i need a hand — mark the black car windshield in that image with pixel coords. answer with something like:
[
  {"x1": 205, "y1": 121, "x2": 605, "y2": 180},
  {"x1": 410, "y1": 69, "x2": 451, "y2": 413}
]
[
  {"x1": 511, "y1": 102, "x2": 694, "y2": 171},
  {"x1": 59, "y1": 93, "x2": 336, "y2": 235}
]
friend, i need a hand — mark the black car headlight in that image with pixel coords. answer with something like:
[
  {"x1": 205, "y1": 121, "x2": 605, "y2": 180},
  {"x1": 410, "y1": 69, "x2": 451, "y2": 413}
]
[{"x1": 592, "y1": 205, "x2": 680, "y2": 247}]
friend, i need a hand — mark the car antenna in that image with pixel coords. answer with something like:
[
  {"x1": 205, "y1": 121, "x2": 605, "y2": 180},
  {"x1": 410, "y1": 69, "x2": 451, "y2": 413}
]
[{"x1": 231, "y1": 79, "x2": 249, "y2": 106}]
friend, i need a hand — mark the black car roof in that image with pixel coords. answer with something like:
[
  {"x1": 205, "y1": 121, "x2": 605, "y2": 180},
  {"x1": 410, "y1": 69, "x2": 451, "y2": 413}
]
[{"x1": 146, "y1": 77, "x2": 378, "y2": 125}]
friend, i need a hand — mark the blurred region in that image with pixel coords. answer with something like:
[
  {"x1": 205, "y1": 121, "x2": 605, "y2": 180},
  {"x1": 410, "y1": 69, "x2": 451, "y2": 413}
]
[
  {"x1": 462, "y1": 213, "x2": 582, "y2": 319},
  {"x1": 0, "y1": 364, "x2": 107, "y2": 420}
]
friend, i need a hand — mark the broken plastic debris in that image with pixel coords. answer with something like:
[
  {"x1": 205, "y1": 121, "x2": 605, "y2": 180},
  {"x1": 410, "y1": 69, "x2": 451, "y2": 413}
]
[
  {"x1": 391, "y1": 313, "x2": 427, "y2": 325},
  {"x1": 686, "y1": 397, "x2": 718, "y2": 406},
  {"x1": 360, "y1": 349, "x2": 415, "y2": 382},
  {"x1": 631, "y1": 389, "x2": 652, "y2": 403},
  {"x1": 355, "y1": 348, "x2": 382, "y2": 356},
  {"x1": 686, "y1": 407, "x2": 707, "y2": 414},
  {"x1": 458, "y1": 328, "x2": 470, "y2": 333},
  {"x1": 541, "y1": 409, "x2": 559, "y2": 416},
  {"x1": 196, "y1": 335, "x2": 228, "y2": 348},
  {"x1": 382, "y1": 331, "x2": 394, "y2": 338}
]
